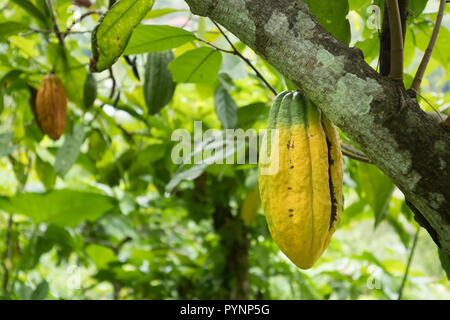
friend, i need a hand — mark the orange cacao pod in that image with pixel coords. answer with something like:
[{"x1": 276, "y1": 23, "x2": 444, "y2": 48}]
[
  {"x1": 72, "y1": 0, "x2": 93, "y2": 8},
  {"x1": 36, "y1": 74, "x2": 67, "y2": 140}
]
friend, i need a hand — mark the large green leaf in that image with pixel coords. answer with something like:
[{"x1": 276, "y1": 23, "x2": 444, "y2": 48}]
[
  {"x1": 357, "y1": 163, "x2": 395, "y2": 227},
  {"x1": 0, "y1": 190, "x2": 116, "y2": 227},
  {"x1": 214, "y1": 84, "x2": 238, "y2": 129},
  {"x1": 409, "y1": 0, "x2": 429, "y2": 17},
  {"x1": 166, "y1": 164, "x2": 208, "y2": 193},
  {"x1": 0, "y1": 22, "x2": 28, "y2": 42},
  {"x1": 35, "y1": 156, "x2": 56, "y2": 191},
  {"x1": 303, "y1": 0, "x2": 351, "y2": 45},
  {"x1": 91, "y1": 0, "x2": 155, "y2": 72},
  {"x1": 54, "y1": 124, "x2": 86, "y2": 177},
  {"x1": 168, "y1": 47, "x2": 222, "y2": 83},
  {"x1": 125, "y1": 25, "x2": 195, "y2": 54},
  {"x1": 10, "y1": 0, "x2": 50, "y2": 28}
]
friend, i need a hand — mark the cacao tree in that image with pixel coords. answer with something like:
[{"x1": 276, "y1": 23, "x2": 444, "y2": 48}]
[{"x1": 0, "y1": 0, "x2": 448, "y2": 300}]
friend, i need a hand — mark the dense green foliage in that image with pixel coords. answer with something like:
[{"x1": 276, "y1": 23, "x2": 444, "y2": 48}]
[{"x1": 0, "y1": 0, "x2": 448, "y2": 300}]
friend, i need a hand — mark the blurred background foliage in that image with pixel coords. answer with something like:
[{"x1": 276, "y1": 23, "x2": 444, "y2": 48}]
[{"x1": 0, "y1": 0, "x2": 449, "y2": 300}]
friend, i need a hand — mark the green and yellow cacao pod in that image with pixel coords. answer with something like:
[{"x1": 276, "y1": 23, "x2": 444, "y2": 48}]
[
  {"x1": 35, "y1": 74, "x2": 67, "y2": 140},
  {"x1": 258, "y1": 91, "x2": 343, "y2": 269}
]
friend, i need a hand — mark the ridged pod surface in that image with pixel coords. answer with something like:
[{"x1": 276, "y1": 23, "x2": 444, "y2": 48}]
[
  {"x1": 36, "y1": 74, "x2": 67, "y2": 140},
  {"x1": 258, "y1": 91, "x2": 343, "y2": 269}
]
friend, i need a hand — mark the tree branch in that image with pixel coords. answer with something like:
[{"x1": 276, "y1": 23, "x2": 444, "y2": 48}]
[
  {"x1": 212, "y1": 20, "x2": 277, "y2": 96},
  {"x1": 46, "y1": 0, "x2": 65, "y2": 47},
  {"x1": 386, "y1": 0, "x2": 404, "y2": 81},
  {"x1": 410, "y1": 0, "x2": 446, "y2": 94},
  {"x1": 379, "y1": 0, "x2": 409, "y2": 77},
  {"x1": 184, "y1": 0, "x2": 450, "y2": 254},
  {"x1": 63, "y1": 10, "x2": 103, "y2": 38}
]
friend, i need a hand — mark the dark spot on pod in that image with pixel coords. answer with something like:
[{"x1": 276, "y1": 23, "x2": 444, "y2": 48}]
[
  {"x1": 289, "y1": 209, "x2": 293, "y2": 212},
  {"x1": 290, "y1": 166, "x2": 294, "y2": 169},
  {"x1": 288, "y1": 187, "x2": 292, "y2": 190},
  {"x1": 289, "y1": 214, "x2": 293, "y2": 217}
]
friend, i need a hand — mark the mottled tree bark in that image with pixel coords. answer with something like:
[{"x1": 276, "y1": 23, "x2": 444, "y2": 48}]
[{"x1": 184, "y1": 0, "x2": 450, "y2": 254}]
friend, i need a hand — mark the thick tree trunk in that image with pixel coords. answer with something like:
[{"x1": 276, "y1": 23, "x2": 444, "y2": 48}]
[
  {"x1": 184, "y1": 0, "x2": 450, "y2": 254},
  {"x1": 213, "y1": 204, "x2": 249, "y2": 300}
]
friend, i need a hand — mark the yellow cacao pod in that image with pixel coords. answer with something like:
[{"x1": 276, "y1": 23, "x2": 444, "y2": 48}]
[
  {"x1": 36, "y1": 74, "x2": 67, "y2": 140},
  {"x1": 258, "y1": 91, "x2": 343, "y2": 269}
]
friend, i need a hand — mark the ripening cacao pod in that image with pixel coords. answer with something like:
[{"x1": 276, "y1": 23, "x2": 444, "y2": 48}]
[
  {"x1": 258, "y1": 91, "x2": 343, "y2": 269},
  {"x1": 143, "y1": 51, "x2": 176, "y2": 115},
  {"x1": 72, "y1": 0, "x2": 93, "y2": 8},
  {"x1": 35, "y1": 74, "x2": 67, "y2": 140}
]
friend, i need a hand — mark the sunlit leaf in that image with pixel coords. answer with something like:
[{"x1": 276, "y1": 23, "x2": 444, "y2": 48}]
[
  {"x1": 214, "y1": 84, "x2": 238, "y2": 129},
  {"x1": 125, "y1": 25, "x2": 195, "y2": 54},
  {"x1": 54, "y1": 124, "x2": 85, "y2": 177},
  {"x1": 168, "y1": 47, "x2": 222, "y2": 83},
  {"x1": 0, "y1": 190, "x2": 116, "y2": 227},
  {"x1": 91, "y1": 0, "x2": 155, "y2": 72}
]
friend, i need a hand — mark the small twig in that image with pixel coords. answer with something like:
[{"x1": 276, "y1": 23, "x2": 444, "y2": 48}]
[
  {"x1": 46, "y1": 0, "x2": 65, "y2": 47},
  {"x1": 21, "y1": 28, "x2": 90, "y2": 37},
  {"x1": 341, "y1": 143, "x2": 372, "y2": 164},
  {"x1": 195, "y1": 37, "x2": 234, "y2": 54},
  {"x1": 63, "y1": 10, "x2": 103, "y2": 38},
  {"x1": 123, "y1": 55, "x2": 140, "y2": 80},
  {"x1": 398, "y1": 227, "x2": 420, "y2": 300},
  {"x1": 108, "y1": 68, "x2": 116, "y2": 99},
  {"x1": 84, "y1": 236, "x2": 131, "y2": 255},
  {"x1": 181, "y1": 13, "x2": 193, "y2": 28},
  {"x1": 386, "y1": 0, "x2": 404, "y2": 81},
  {"x1": 417, "y1": 93, "x2": 444, "y2": 121},
  {"x1": 410, "y1": 0, "x2": 445, "y2": 94},
  {"x1": 211, "y1": 20, "x2": 277, "y2": 96}
]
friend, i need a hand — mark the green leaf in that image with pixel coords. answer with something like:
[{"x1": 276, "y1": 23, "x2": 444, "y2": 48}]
[
  {"x1": 357, "y1": 163, "x2": 395, "y2": 227},
  {"x1": 83, "y1": 73, "x2": 97, "y2": 109},
  {"x1": 0, "y1": 190, "x2": 116, "y2": 227},
  {"x1": 166, "y1": 164, "x2": 208, "y2": 193},
  {"x1": 355, "y1": 37, "x2": 380, "y2": 63},
  {"x1": 47, "y1": 43, "x2": 87, "y2": 106},
  {"x1": 348, "y1": 0, "x2": 371, "y2": 11},
  {"x1": 0, "y1": 22, "x2": 28, "y2": 42},
  {"x1": 214, "y1": 84, "x2": 238, "y2": 129},
  {"x1": 144, "y1": 8, "x2": 183, "y2": 19},
  {"x1": 143, "y1": 51, "x2": 176, "y2": 114},
  {"x1": 54, "y1": 124, "x2": 86, "y2": 177},
  {"x1": 438, "y1": 248, "x2": 450, "y2": 279},
  {"x1": 86, "y1": 244, "x2": 116, "y2": 269},
  {"x1": 30, "y1": 281, "x2": 49, "y2": 300},
  {"x1": 10, "y1": 0, "x2": 50, "y2": 28},
  {"x1": 91, "y1": 0, "x2": 155, "y2": 72},
  {"x1": 237, "y1": 102, "x2": 268, "y2": 128},
  {"x1": 409, "y1": 0, "x2": 429, "y2": 17},
  {"x1": 168, "y1": 47, "x2": 222, "y2": 83},
  {"x1": 125, "y1": 25, "x2": 195, "y2": 54},
  {"x1": 35, "y1": 156, "x2": 56, "y2": 191},
  {"x1": 87, "y1": 129, "x2": 107, "y2": 161},
  {"x1": 303, "y1": 0, "x2": 351, "y2": 45},
  {"x1": 0, "y1": 69, "x2": 23, "y2": 112}
]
